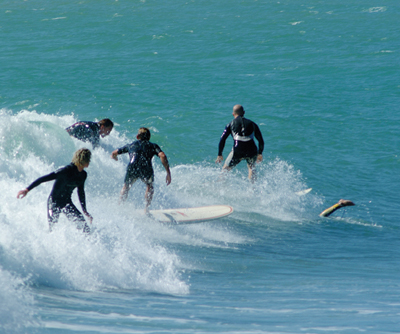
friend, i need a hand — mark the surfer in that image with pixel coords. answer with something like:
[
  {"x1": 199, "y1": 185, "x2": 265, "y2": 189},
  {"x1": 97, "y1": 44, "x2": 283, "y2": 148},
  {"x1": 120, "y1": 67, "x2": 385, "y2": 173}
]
[
  {"x1": 216, "y1": 104, "x2": 264, "y2": 182},
  {"x1": 66, "y1": 118, "x2": 114, "y2": 148},
  {"x1": 17, "y1": 148, "x2": 93, "y2": 233},
  {"x1": 319, "y1": 199, "x2": 355, "y2": 217},
  {"x1": 111, "y1": 127, "x2": 171, "y2": 212}
]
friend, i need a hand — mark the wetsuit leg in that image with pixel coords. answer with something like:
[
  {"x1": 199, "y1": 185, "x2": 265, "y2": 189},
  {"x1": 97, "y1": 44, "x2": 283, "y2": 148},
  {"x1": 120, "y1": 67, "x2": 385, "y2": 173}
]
[
  {"x1": 120, "y1": 166, "x2": 140, "y2": 202},
  {"x1": 245, "y1": 155, "x2": 258, "y2": 183},
  {"x1": 224, "y1": 150, "x2": 242, "y2": 169},
  {"x1": 47, "y1": 197, "x2": 61, "y2": 232},
  {"x1": 63, "y1": 202, "x2": 90, "y2": 233},
  {"x1": 141, "y1": 174, "x2": 154, "y2": 211}
]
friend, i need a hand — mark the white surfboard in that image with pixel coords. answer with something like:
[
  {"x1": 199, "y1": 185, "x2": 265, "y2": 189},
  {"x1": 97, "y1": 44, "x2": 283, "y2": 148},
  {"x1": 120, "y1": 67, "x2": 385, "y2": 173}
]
[
  {"x1": 295, "y1": 188, "x2": 312, "y2": 196},
  {"x1": 148, "y1": 205, "x2": 233, "y2": 224}
]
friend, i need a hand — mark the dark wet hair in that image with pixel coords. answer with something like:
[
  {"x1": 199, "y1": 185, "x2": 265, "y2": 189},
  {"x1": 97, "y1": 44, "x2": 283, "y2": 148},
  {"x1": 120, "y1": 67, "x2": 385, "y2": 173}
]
[
  {"x1": 98, "y1": 118, "x2": 114, "y2": 128},
  {"x1": 137, "y1": 127, "x2": 151, "y2": 141}
]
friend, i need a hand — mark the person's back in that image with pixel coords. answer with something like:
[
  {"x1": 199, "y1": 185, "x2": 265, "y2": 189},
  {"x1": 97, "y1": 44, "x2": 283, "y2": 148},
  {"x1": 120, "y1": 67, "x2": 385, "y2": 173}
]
[
  {"x1": 123, "y1": 140, "x2": 161, "y2": 174},
  {"x1": 66, "y1": 119, "x2": 113, "y2": 148},
  {"x1": 216, "y1": 104, "x2": 264, "y2": 182},
  {"x1": 66, "y1": 121, "x2": 99, "y2": 142},
  {"x1": 227, "y1": 116, "x2": 259, "y2": 157},
  {"x1": 111, "y1": 127, "x2": 171, "y2": 211},
  {"x1": 49, "y1": 163, "x2": 87, "y2": 205}
]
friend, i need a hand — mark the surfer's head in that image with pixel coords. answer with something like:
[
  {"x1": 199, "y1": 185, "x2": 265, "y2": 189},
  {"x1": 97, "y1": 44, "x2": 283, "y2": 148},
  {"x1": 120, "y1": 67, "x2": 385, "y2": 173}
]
[
  {"x1": 137, "y1": 127, "x2": 151, "y2": 141},
  {"x1": 72, "y1": 148, "x2": 91, "y2": 169},
  {"x1": 98, "y1": 118, "x2": 114, "y2": 138},
  {"x1": 233, "y1": 104, "x2": 245, "y2": 117}
]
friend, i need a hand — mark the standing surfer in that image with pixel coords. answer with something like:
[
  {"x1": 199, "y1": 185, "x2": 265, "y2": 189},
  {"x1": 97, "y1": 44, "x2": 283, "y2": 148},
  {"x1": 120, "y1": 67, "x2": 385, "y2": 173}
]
[
  {"x1": 216, "y1": 104, "x2": 264, "y2": 182},
  {"x1": 17, "y1": 148, "x2": 93, "y2": 233},
  {"x1": 111, "y1": 127, "x2": 171, "y2": 212}
]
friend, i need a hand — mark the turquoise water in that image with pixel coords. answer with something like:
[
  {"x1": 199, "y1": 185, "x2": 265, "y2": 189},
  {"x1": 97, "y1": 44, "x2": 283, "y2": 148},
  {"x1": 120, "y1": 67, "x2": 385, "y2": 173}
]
[{"x1": 1, "y1": 1, "x2": 399, "y2": 333}]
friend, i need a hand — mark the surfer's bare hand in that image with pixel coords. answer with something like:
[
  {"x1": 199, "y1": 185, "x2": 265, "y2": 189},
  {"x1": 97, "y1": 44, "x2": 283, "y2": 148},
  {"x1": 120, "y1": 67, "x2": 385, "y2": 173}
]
[
  {"x1": 17, "y1": 189, "x2": 29, "y2": 199},
  {"x1": 216, "y1": 156, "x2": 223, "y2": 164},
  {"x1": 257, "y1": 154, "x2": 263, "y2": 163},
  {"x1": 166, "y1": 173, "x2": 171, "y2": 186},
  {"x1": 111, "y1": 150, "x2": 119, "y2": 161}
]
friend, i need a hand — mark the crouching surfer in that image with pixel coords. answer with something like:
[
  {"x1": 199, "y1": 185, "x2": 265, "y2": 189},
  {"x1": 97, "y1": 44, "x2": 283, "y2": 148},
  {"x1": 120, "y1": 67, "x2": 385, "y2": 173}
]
[
  {"x1": 319, "y1": 199, "x2": 355, "y2": 217},
  {"x1": 17, "y1": 148, "x2": 93, "y2": 233}
]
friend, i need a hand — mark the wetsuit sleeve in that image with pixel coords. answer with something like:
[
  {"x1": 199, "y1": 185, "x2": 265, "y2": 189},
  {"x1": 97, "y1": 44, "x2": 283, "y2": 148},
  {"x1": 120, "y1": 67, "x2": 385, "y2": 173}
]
[
  {"x1": 218, "y1": 123, "x2": 231, "y2": 156},
  {"x1": 254, "y1": 123, "x2": 264, "y2": 154},
  {"x1": 153, "y1": 143, "x2": 162, "y2": 155},
  {"x1": 117, "y1": 144, "x2": 130, "y2": 155},
  {"x1": 65, "y1": 125, "x2": 73, "y2": 134},
  {"x1": 77, "y1": 173, "x2": 88, "y2": 213},
  {"x1": 26, "y1": 172, "x2": 57, "y2": 191}
]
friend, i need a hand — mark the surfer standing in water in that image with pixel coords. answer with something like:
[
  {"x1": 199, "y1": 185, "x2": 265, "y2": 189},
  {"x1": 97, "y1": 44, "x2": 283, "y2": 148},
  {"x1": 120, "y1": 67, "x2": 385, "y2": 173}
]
[
  {"x1": 111, "y1": 127, "x2": 171, "y2": 212},
  {"x1": 17, "y1": 148, "x2": 93, "y2": 233},
  {"x1": 66, "y1": 118, "x2": 114, "y2": 149},
  {"x1": 216, "y1": 104, "x2": 264, "y2": 182}
]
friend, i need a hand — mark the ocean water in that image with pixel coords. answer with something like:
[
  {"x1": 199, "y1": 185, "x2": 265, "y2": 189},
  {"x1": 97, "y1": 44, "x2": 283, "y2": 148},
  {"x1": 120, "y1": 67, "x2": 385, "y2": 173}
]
[{"x1": 1, "y1": 1, "x2": 399, "y2": 333}]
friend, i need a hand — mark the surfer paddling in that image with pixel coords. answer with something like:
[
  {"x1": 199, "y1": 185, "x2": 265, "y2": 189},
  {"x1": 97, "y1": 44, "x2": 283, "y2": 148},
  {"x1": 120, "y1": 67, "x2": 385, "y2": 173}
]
[
  {"x1": 66, "y1": 118, "x2": 114, "y2": 149},
  {"x1": 111, "y1": 127, "x2": 171, "y2": 212},
  {"x1": 319, "y1": 199, "x2": 355, "y2": 217},
  {"x1": 17, "y1": 148, "x2": 93, "y2": 233},
  {"x1": 216, "y1": 104, "x2": 264, "y2": 182}
]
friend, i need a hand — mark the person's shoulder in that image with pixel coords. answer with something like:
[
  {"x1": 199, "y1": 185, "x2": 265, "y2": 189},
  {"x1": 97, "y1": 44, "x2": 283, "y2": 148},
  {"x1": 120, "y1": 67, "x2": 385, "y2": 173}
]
[
  {"x1": 126, "y1": 140, "x2": 140, "y2": 150},
  {"x1": 244, "y1": 117, "x2": 258, "y2": 125},
  {"x1": 62, "y1": 163, "x2": 74, "y2": 170},
  {"x1": 152, "y1": 142, "x2": 163, "y2": 153},
  {"x1": 227, "y1": 119, "x2": 235, "y2": 127},
  {"x1": 75, "y1": 121, "x2": 90, "y2": 127},
  {"x1": 54, "y1": 163, "x2": 73, "y2": 174}
]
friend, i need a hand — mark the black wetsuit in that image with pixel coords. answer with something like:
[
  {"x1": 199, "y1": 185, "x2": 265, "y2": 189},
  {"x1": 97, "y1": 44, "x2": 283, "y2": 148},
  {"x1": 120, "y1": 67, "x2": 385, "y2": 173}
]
[
  {"x1": 218, "y1": 116, "x2": 264, "y2": 167},
  {"x1": 117, "y1": 140, "x2": 162, "y2": 185},
  {"x1": 27, "y1": 163, "x2": 90, "y2": 232},
  {"x1": 66, "y1": 121, "x2": 100, "y2": 148}
]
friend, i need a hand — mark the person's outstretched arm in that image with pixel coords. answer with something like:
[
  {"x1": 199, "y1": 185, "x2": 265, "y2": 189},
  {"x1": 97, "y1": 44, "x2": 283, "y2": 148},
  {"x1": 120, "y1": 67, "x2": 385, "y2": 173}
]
[{"x1": 17, "y1": 172, "x2": 57, "y2": 199}]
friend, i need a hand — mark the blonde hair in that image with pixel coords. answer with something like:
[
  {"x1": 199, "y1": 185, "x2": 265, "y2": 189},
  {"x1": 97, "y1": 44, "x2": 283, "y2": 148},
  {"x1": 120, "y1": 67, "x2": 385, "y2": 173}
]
[{"x1": 72, "y1": 148, "x2": 91, "y2": 166}]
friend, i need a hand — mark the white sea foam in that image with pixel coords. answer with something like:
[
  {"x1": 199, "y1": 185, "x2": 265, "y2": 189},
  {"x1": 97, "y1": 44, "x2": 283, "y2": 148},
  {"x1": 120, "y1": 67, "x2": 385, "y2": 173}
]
[
  {"x1": 0, "y1": 109, "x2": 189, "y2": 296},
  {"x1": 1, "y1": 110, "x2": 318, "y2": 305},
  {"x1": 0, "y1": 268, "x2": 37, "y2": 333}
]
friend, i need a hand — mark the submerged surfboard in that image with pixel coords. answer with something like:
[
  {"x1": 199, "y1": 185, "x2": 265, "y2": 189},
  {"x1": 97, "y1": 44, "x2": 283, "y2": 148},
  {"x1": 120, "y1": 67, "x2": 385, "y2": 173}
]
[{"x1": 148, "y1": 205, "x2": 233, "y2": 224}]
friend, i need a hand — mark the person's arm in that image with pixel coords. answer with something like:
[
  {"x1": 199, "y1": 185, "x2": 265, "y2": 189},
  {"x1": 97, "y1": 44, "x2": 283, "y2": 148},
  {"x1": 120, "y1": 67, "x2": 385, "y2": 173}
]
[
  {"x1": 111, "y1": 145, "x2": 129, "y2": 161},
  {"x1": 216, "y1": 124, "x2": 231, "y2": 163},
  {"x1": 254, "y1": 123, "x2": 264, "y2": 163},
  {"x1": 319, "y1": 199, "x2": 355, "y2": 217},
  {"x1": 158, "y1": 152, "x2": 171, "y2": 185},
  {"x1": 111, "y1": 149, "x2": 119, "y2": 161},
  {"x1": 17, "y1": 172, "x2": 57, "y2": 199},
  {"x1": 77, "y1": 181, "x2": 93, "y2": 223}
]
